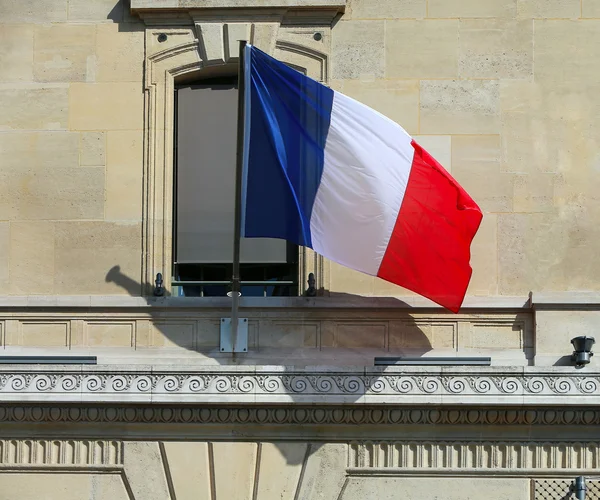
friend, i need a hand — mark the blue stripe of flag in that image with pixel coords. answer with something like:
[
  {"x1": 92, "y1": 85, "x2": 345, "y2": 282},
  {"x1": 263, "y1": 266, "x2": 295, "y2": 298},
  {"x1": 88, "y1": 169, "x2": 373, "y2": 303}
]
[{"x1": 242, "y1": 45, "x2": 334, "y2": 248}]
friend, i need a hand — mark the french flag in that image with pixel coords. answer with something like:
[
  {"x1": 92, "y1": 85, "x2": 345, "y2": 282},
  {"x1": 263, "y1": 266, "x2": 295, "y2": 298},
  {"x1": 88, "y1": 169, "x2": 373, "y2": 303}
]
[{"x1": 241, "y1": 45, "x2": 483, "y2": 312}]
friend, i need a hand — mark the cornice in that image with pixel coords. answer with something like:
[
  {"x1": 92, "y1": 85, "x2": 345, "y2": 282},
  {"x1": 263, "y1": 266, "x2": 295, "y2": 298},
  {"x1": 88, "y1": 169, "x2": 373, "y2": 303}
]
[{"x1": 0, "y1": 366, "x2": 598, "y2": 406}]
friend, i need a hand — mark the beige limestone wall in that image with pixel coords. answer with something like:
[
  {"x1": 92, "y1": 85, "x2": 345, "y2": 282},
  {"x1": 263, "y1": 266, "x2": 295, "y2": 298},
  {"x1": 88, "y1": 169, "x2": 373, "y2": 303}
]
[
  {"x1": 330, "y1": 0, "x2": 600, "y2": 300},
  {"x1": 0, "y1": 1, "x2": 144, "y2": 296},
  {"x1": 1, "y1": 0, "x2": 600, "y2": 302}
]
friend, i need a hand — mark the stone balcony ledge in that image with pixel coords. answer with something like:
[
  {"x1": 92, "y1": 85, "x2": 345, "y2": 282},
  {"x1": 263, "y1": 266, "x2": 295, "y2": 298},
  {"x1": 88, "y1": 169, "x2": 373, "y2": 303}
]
[
  {"x1": 0, "y1": 365, "x2": 597, "y2": 406},
  {"x1": 0, "y1": 292, "x2": 594, "y2": 310},
  {"x1": 0, "y1": 295, "x2": 531, "y2": 310}
]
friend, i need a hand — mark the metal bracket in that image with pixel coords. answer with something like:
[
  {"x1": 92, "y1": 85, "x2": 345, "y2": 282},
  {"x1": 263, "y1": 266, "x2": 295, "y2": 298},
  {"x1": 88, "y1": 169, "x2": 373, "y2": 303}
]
[{"x1": 220, "y1": 318, "x2": 248, "y2": 353}]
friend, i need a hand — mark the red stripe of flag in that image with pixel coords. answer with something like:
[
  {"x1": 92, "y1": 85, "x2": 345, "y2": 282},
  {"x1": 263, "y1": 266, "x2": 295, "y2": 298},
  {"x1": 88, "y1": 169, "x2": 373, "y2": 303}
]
[{"x1": 377, "y1": 140, "x2": 483, "y2": 313}]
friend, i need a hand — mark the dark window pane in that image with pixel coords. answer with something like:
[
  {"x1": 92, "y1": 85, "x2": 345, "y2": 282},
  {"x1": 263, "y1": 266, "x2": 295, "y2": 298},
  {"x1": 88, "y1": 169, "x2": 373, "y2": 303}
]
[
  {"x1": 173, "y1": 78, "x2": 299, "y2": 297},
  {"x1": 176, "y1": 81, "x2": 289, "y2": 264}
]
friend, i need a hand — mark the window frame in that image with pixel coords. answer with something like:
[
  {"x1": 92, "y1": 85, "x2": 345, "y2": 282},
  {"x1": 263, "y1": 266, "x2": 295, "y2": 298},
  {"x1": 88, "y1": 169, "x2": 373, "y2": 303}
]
[{"x1": 171, "y1": 76, "x2": 300, "y2": 297}]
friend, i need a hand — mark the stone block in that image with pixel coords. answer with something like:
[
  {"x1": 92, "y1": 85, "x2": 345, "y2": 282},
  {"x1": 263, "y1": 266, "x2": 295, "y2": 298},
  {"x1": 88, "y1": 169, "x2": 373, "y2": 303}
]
[
  {"x1": 260, "y1": 321, "x2": 319, "y2": 348},
  {"x1": 162, "y1": 442, "x2": 212, "y2": 500},
  {"x1": 224, "y1": 23, "x2": 251, "y2": 62},
  {"x1": 33, "y1": 24, "x2": 96, "y2": 83},
  {"x1": 500, "y1": 81, "x2": 554, "y2": 173},
  {"x1": 212, "y1": 442, "x2": 256, "y2": 500},
  {"x1": 9, "y1": 221, "x2": 55, "y2": 295},
  {"x1": 0, "y1": 25, "x2": 33, "y2": 82},
  {"x1": 0, "y1": 131, "x2": 79, "y2": 170},
  {"x1": 0, "y1": 0, "x2": 67, "y2": 22},
  {"x1": 0, "y1": 86, "x2": 68, "y2": 130},
  {"x1": 459, "y1": 19, "x2": 533, "y2": 79},
  {"x1": 322, "y1": 323, "x2": 386, "y2": 348},
  {"x1": 331, "y1": 20, "x2": 384, "y2": 79},
  {"x1": 0, "y1": 166, "x2": 104, "y2": 220},
  {"x1": 498, "y1": 213, "x2": 540, "y2": 295},
  {"x1": 347, "y1": 0, "x2": 426, "y2": 19},
  {"x1": 196, "y1": 23, "x2": 225, "y2": 64},
  {"x1": 96, "y1": 24, "x2": 144, "y2": 82},
  {"x1": 389, "y1": 321, "x2": 432, "y2": 349},
  {"x1": 86, "y1": 322, "x2": 134, "y2": 347},
  {"x1": 252, "y1": 23, "x2": 279, "y2": 55},
  {"x1": 341, "y1": 477, "x2": 529, "y2": 500},
  {"x1": 468, "y1": 213, "x2": 499, "y2": 296},
  {"x1": 68, "y1": 0, "x2": 124, "y2": 21},
  {"x1": 385, "y1": 20, "x2": 458, "y2": 78},
  {"x1": 518, "y1": 0, "x2": 581, "y2": 18},
  {"x1": 536, "y1": 310, "x2": 600, "y2": 355},
  {"x1": 452, "y1": 135, "x2": 512, "y2": 212},
  {"x1": 420, "y1": 80, "x2": 500, "y2": 134},
  {"x1": 513, "y1": 174, "x2": 556, "y2": 213},
  {"x1": 21, "y1": 322, "x2": 69, "y2": 347},
  {"x1": 69, "y1": 83, "x2": 143, "y2": 131},
  {"x1": 329, "y1": 262, "x2": 374, "y2": 295},
  {"x1": 255, "y1": 443, "x2": 307, "y2": 500},
  {"x1": 53, "y1": 221, "x2": 142, "y2": 295},
  {"x1": 0, "y1": 223, "x2": 8, "y2": 288},
  {"x1": 150, "y1": 322, "x2": 196, "y2": 349},
  {"x1": 412, "y1": 135, "x2": 451, "y2": 171},
  {"x1": 123, "y1": 442, "x2": 171, "y2": 500},
  {"x1": 332, "y1": 79, "x2": 419, "y2": 134},
  {"x1": 106, "y1": 130, "x2": 143, "y2": 221},
  {"x1": 427, "y1": 0, "x2": 517, "y2": 18},
  {"x1": 296, "y1": 444, "x2": 347, "y2": 500},
  {"x1": 535, "y1": 20, "x2": 600, "y2": 83},
  {"x1": 0, "y1": 473, "x2": 130, "y2": 500},
  {"x1": 583, "y1": 0, "x2": 600, "y2": 17},
  {"x1": 500, "y1": 80, "x2": 600, "y2": 174},
  {"x1": 80, "y1": 132, "x2": 106, "y2": 166},
  {"x1": 468, "y1": 321, "x2": 524, "y2": 349},
  {"x1": 496, "y1": 212, "x2": 600, "y2": 294},
  {"x1": 431, "y1": 324, "x2": 456, "y2": 349},
  {"x1": 390, "y1": 321, "x2": 457, "y2": 350}
]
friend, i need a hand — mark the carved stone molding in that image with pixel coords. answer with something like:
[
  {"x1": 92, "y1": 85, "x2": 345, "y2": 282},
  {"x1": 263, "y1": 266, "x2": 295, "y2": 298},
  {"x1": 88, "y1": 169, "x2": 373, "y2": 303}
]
[
  {"x1": 2, "y1": 405, "x2": 600, "y2": 427},
  {"x1": 348, "y1": 441, "x2": 600, "y2": 473},
  {"x1": 0, "y1": 439, "x2": 122, "y2": 467},
  {"x1": 0, "y1": 367, "x2": 598, "y2": 405}
]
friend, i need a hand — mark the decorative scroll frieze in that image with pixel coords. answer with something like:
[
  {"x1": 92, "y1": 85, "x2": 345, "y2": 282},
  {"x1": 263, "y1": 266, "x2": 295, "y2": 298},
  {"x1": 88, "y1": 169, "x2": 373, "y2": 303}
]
[
  {"x1": 348, "y1": 441, "x2": 600, "y2": 472},
  {"x1": 0, "y1": 440, "x2": 122, "y2": 467},
  {"x1": 0, "y1": 368, "x2": 598, "y2": 405}
]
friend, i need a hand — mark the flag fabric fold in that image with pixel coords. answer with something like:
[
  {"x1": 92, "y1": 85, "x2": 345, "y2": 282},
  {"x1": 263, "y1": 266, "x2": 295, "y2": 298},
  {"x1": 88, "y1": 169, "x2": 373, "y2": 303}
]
[{"x1": 241, "y1": 44, "x2": 483, "y2": 312}]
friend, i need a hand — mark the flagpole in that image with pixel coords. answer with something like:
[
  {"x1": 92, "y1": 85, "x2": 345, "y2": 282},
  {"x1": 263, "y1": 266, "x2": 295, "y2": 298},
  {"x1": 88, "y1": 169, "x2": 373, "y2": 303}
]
[{"x1": 230, "y1": 39, "x2": 247, "y2": 355}]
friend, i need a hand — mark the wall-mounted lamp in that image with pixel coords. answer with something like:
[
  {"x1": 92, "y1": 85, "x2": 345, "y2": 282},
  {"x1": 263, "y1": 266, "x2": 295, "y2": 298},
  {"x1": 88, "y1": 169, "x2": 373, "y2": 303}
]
[
  {"x1": 571, "y1": 336, "x2": 595, "y2": 367},
  {"x1": 153, "y1": 273, "x2": 165, "y2": 297},
  {"x1": 305, "y1": 272, "x2": 316, "y2": 297}
]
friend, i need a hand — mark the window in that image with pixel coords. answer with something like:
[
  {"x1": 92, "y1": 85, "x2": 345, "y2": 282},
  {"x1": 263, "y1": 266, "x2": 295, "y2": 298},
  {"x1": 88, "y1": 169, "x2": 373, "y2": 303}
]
[{"x1": 172, "y1": 77, "x2": 299, "y2": 297}]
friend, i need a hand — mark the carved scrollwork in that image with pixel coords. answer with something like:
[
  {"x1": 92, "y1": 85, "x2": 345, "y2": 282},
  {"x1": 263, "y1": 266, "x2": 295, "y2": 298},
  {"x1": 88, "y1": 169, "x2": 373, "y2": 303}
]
[{"x1": 0, "y1": 370, "x2": 598, "y2": 404}]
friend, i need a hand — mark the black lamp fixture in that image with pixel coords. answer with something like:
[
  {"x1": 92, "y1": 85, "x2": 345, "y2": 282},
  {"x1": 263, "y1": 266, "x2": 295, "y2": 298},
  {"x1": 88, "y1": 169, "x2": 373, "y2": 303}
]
[
  {"x1": 305, "y1": 272, "x2": 317, "y2": 297},
  {"x1": 571, "y1": 336, "x2": 595, "y2": 367},
  {"x1": 154, "y1": 273, "x2": 165, "y2": 297}
]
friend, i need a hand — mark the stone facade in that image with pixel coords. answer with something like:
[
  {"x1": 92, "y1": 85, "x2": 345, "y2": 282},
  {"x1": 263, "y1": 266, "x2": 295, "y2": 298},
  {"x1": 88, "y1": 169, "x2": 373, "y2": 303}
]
[{"x1": 2, "y1": 0, "x2": 600, "y2": 498}]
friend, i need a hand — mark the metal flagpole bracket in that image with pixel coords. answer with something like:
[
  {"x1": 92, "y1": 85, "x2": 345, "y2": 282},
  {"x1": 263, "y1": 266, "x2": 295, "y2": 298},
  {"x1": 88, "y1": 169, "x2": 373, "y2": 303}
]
[{"x1": 220, "y1": 317, "x2": 248, "y2": 352}]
